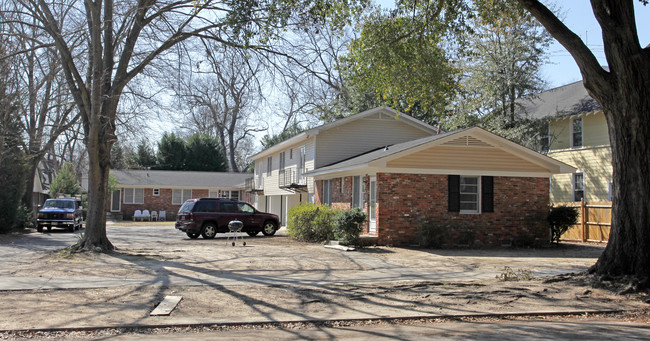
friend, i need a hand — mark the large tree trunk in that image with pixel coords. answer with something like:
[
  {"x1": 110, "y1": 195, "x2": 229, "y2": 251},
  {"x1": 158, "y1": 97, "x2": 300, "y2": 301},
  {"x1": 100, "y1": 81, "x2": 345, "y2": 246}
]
[
  {"x1": 73, "y1": 115, "x2": 114, "y2": 252},
  {"x1": 518, "y1": 0, "x2": 650, "y2": 283},
  {"x1": 594, "y1": 77, "x2": 650, "y2": 281},
  {"x1": 22, "y1": 157, "x2": 39, "y2": 211}
]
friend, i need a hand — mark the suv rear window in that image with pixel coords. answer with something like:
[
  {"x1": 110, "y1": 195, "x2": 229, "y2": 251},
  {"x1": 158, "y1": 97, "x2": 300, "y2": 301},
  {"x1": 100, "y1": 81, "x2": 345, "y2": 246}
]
[
  {"x1": 193, "y1": 200, "x2": 217, "y2": 212},
  {"x1": 178, "y1": 201, "x2": 195, "y2": 213}
]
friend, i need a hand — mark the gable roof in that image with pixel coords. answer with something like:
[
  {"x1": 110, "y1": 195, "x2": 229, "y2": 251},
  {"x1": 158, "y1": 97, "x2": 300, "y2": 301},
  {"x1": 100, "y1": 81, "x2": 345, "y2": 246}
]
[
  {"x1": 517, "y1": 80, "x2": 601, "y2": 120},
  {"x1": 111, "y1": 169, "x2": 251, "y2": 189},
  {"x1": 304, "y1": 127, "x2": 575, "y2": 177},
  {"x1": 248, "y1": 107, "x2": 437, "y2": 160}
]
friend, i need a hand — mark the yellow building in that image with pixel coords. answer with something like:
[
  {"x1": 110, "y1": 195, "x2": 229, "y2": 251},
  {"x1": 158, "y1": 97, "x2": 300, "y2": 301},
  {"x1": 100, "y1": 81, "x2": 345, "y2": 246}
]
[{"x1": 519, "y1": 81, "x2": 612, "y2": 203}]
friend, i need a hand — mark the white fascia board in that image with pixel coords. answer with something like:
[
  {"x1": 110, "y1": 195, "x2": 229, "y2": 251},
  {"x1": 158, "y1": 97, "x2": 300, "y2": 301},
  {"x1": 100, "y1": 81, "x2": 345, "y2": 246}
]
[
  {"x1": 379, "y1": 167, "x2": 554, "y2": 178},
  {"x1": 305, "y1": 164, "x2": 371, "y2": 178},
  {"x1": 366, "y1": 127, "x2": 575, "y2": 174},
  {"x1": 118, "y1": 185, "x2": 246, "y2": 190},
  {"x1": 247, "y1": 132, "x2": 313, "y2": 161}
]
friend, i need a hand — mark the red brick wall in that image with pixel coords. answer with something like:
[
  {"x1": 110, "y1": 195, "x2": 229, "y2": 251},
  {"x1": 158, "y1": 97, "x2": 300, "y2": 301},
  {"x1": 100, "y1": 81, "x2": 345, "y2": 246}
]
[
  {"x1": 331, "y1": 177, "x2": 352, "y2": 211},
  {"x1": 376, "y1": 173, "x2": 550, "y2": 247},
  {"x1": 111, "y1": 188, "x2": 213, "y2": 220},
  {"x1": 315, "y1": 177, "x2": 370, "y2": 232}
]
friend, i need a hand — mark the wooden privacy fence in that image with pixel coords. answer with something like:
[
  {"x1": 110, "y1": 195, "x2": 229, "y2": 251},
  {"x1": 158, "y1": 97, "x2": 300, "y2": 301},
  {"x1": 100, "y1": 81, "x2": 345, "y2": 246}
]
[{"x1": 552, "y1": 200, "x2": 612, "y2": 243}]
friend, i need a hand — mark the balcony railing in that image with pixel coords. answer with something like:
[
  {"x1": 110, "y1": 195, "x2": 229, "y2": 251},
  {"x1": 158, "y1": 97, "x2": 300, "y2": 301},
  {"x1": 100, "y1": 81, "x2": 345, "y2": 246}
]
[
  {"x1": 245, "y1": 177, "x2": 263, "y2": 192},
  {"x1": 279, "y1": 168, "x2": 307, "y2": 190}
]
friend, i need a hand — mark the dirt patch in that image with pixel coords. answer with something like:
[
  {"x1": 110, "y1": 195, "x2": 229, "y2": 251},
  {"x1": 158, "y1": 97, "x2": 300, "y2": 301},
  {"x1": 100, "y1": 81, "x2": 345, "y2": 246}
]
[
  {"x1": 0, "y1": 274, "x2": 648, "y2": 331},
  {"x1": 1, "y1": 227, "x2": 648, "y2": 332}
]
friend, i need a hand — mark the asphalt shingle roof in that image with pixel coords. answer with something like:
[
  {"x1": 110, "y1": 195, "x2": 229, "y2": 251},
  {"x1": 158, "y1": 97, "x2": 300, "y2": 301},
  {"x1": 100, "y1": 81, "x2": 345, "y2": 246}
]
[
  {"x1": 517, "y1": 80, "x2": 601, "y2": 120},
  {"x1": 111, "y1": 170, "x2": 251, "y2": 188}
]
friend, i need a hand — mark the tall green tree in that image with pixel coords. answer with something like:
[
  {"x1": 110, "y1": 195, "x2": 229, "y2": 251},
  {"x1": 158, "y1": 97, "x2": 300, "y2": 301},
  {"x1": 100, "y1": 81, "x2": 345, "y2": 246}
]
[
  {"x1": 135, "y1": 140, "x2": 157, "y2": 169},
  {"x1": 49, "y1": 162, "x2": 81, "y2": 197},
  {"x1": 0, "y1": 37, "x2": 29, "y2": 232},
  {"x1": 457, "y1": 0, "x2": 551, "y2": 123},
  {"x1": 156, "y1": 132, "x2": 187, "y2": 170},
  {"x1": 515, "y1": 0, "x2": 650, "y2": 283},
  {"x1": 185, "y1": 133, "x2": 228, "y2": 172},
  {"x1": 342, "y1": 1, "x2": 467, "y2": 122}
]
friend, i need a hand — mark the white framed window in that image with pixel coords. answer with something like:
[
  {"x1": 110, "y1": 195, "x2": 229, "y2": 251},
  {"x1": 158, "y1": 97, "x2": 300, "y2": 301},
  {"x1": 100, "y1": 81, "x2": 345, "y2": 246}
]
[
  {"x1": 209, "y1": 190, "x2": 219, "y2": 198},
  {"x1": 266, "y1": 156, "x2": 272, "y2": 176},
  {"x1": 573, "y1": 172, "x2": 585, "y2": 202},
  {"x1": 460, "y1": 176, "x2": 480, "y2": 214},
  {"x1": 124, "y1": 188, "x2": 144, "y2": 204},
  {"x1": 323, "y1": 179, "x2": 332, "y2": 205},
  {"x1": 218, "y1": 190, "x2": 240, "y2": 200},
  {"x1": 172, "y1": 189, "x2": 193, "y2": 205},
  {"x1": 279, "y1": 152, "x2": 285, "y2": 173},
  {"x1": 352, "y1": 176, "x2": 361, "y2": 208},
  {"x1": 571, "y1": 117, "x2": 583, "y2": 148},
  {"x1": 153, "y1": 188, "x2": 160, "y2": 196},
  {"x1": 299, "y1": 145, "x2": 306, "y2": 173}
]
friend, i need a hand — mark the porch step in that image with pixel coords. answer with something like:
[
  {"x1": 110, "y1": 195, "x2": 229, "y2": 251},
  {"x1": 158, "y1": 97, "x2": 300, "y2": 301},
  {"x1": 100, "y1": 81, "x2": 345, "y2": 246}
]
[{"x1": 360, "y1": 234, "x2": 379, "y2": 246}]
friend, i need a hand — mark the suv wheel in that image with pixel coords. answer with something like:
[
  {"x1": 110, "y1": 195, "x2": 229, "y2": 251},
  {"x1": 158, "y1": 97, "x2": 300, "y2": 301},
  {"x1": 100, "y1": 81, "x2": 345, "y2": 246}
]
[
  {"x1": 246, "y1": 231, "x2": 259, "y2": 237},
  {"x1": 37, "y1": 226, "x2": 43, "y2": 232},
  {"x1": 186, "y1": 232, "x2": 200, "y2": 239},
  {"x1": 201, "y1": 223, "x2": 217, "y2": 239},
  {"x1": 261, "y1": 221, "x2": 277, "y2": 236}
]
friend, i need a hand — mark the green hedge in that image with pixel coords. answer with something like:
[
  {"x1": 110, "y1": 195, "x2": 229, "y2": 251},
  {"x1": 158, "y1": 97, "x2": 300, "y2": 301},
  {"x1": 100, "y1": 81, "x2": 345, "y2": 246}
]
[
  {"x1": 333, "y1": 208, "x2": 367, "y2": 246},
  {"x1": 287, "y1": 203, "x2": 337, "y2": 242}
]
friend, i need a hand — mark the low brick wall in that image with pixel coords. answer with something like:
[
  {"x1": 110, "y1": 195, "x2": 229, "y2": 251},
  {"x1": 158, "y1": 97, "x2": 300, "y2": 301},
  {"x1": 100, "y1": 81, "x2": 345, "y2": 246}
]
[{"x1": 377, "y1": 173, "x2": 550, "y2": 247}]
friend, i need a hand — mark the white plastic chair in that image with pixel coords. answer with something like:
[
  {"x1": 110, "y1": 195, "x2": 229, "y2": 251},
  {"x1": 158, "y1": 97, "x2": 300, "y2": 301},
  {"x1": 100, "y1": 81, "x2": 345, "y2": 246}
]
[
  {"x1": 142, "y1": 209, "x2": 151, "y2": 221},
  {"x1": 151, "y1": 211, "x2": 158, "y2": 221},
  {"x1": 133, "y1": 210, "x2": 143, "y2": 221},
  {"x1": 158, "y1": 211, "x2": 166, "y2": 221}
]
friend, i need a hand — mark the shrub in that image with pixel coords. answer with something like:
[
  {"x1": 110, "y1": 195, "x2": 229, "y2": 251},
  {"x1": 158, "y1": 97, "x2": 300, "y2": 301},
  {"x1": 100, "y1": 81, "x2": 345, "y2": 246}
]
[
  {"x1": 418, "y1": 221, "x2": 450, "y2": 248},
  {"x1": 548, "y1": 206, "x2": 579, "y2": 244},
  {"x1": 49, "y1": 162, "x2": 80, "y2": 197},
  {"x1": 333, "y1": 208, "x2": 367, "y2": 246},
  {"x1": 287, "y1": 203, "x2": 337, "y2": 243}
]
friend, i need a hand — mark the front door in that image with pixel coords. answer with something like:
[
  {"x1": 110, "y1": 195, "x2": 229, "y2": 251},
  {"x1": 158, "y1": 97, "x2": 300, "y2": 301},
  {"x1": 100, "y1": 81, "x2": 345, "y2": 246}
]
[
  {"x1": 110, "y1": 190, "x2": 121, "y2": 212},
  {"x1": 369, "y1": 176, "x2": 377, "y2": 234}
]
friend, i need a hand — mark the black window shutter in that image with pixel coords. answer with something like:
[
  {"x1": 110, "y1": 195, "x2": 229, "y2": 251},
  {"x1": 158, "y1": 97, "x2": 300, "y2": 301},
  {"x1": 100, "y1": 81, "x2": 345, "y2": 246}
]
[
  {"x1": 448, "y1": 175, "x2": 460, "y2": 212},
  {"x1": 482, "y1": 176, "x2": 494, "y2": 213}
]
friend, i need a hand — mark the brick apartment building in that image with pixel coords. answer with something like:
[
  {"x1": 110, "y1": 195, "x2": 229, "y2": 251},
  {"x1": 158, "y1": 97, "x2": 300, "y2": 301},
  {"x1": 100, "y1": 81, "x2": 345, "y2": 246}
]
[{"x1": 108, "y1": 170, "x2": 252, "y2": 220}]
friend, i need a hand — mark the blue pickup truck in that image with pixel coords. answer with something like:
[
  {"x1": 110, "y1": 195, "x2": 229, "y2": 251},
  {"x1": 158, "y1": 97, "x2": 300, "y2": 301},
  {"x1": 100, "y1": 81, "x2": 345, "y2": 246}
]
[{"x1": 36, "y1": 198, "x2": 83, "y2": 232}]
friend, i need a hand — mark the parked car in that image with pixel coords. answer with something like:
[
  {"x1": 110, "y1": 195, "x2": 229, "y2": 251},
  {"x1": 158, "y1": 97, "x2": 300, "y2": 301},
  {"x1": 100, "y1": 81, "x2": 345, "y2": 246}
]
[
  {"x1": 36, "y1": 198, "x2": 83, "y2": 232},
  {"x1": 175, "y1": 198, "x2": 280, "y2": 239}
]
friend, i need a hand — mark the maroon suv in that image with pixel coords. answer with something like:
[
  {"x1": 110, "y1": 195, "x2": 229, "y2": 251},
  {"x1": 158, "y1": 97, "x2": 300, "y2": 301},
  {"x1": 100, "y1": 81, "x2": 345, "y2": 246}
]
[{"x1": 175, "y1": 198, "x2": 280, "y2": 239}]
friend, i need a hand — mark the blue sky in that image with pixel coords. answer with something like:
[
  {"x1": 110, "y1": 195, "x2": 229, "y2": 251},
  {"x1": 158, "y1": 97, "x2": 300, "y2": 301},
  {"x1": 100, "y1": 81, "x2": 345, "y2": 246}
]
[{"x1": 541, "y1": 0, "x2": 650, "y2": 87}]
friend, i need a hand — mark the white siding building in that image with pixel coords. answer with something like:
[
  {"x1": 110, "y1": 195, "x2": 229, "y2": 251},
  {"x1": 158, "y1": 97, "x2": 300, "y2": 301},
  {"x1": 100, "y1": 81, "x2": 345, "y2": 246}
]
[{"x1": 247, "y1": 107, "x2": 437, "y2": 224}]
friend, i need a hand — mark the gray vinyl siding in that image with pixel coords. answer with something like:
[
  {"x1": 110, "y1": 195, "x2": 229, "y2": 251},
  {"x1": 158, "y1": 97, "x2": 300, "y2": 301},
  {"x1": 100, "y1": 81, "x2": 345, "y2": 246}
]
[{"x1": 314, "y1": 116, "x2": 432, "y2": 169}]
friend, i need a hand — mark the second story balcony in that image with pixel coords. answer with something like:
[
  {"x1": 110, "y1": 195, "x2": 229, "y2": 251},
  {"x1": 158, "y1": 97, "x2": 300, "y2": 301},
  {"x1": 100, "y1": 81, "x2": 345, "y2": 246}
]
[
  {"x1": 245, "y1": 177, "x2": 263, "y2": 193},
  {"x1": 279, "y1": 168, "x2": 307, "y2": 191}
]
